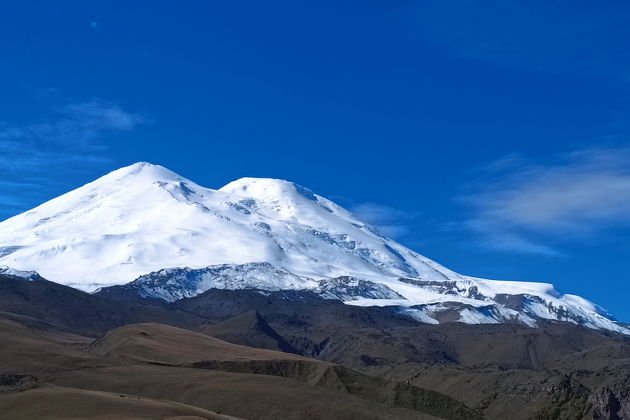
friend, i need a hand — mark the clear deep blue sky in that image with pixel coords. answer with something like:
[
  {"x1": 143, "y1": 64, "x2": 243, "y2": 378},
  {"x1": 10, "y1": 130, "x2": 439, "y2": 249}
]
[{"x1": 2, "y1": 1, "x2": 630, "y2": 319}]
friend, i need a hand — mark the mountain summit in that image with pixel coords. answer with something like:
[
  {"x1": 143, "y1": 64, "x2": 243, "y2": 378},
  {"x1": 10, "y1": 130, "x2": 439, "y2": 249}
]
[
  {"x1": 0, "y1": 162, "x2": 627, "y2": 333},
  {"x1": 0, "y1": 162, "x2": 455, "y2": 289}
]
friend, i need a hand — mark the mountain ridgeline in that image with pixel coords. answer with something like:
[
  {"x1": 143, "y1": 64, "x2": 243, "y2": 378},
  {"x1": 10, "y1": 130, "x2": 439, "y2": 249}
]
[{"x1": 0, "y1": 162, "x2": 627, "y2": 335}]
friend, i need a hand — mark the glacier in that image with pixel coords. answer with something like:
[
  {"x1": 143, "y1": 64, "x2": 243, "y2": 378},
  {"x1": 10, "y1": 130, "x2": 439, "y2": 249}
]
[{"x1": 0, "y1": 162, "x2": 627, "y2": 333}]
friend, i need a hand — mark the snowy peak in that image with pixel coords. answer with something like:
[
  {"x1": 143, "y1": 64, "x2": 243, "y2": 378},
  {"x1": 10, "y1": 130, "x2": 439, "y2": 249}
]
[
  {"x1": 88, "y1": 162, "x2": 208, "y2": 204},
  {"x1": 220, "y1": 177, "x2": 319, "y2": 202},
  {"x1": 78, "y1": 162, "x2": 190, "y2": 197},
  {"x1": 99, "y1": 161, "x2": 179, "y2": 181},
  {"x1": 219, "y1": 177, "x2": 333, "y2": 222}
]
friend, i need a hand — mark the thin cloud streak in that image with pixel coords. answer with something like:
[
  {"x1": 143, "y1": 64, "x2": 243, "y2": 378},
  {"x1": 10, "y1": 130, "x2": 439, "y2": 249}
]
[
  {"x1": 461, "y1": 144, "x2": 630, "y2": 255},
  {"x1": 0, "y1": 100, "x2": 148, "y2": 146}
]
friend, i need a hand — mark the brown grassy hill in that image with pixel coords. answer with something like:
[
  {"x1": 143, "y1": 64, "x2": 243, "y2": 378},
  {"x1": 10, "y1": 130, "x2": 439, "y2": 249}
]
[
  {"x1": 87, "y1": 322, "x2": 479, "y2": 419},
  {"x1": 0, "y1": 315, "x2": 478, "y2": 419},
  {"x1": 91, "y1": 322, "x2": 309, "y2": 364}
]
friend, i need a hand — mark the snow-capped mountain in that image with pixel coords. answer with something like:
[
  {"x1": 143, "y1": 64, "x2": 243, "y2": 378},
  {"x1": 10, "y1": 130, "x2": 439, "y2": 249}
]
[
  {"x1": 0, "y1": 162, "x2": 456, "y2": 290},
  {"x1": 0, "y1": 162, "x2": 627, "y2": 333}
]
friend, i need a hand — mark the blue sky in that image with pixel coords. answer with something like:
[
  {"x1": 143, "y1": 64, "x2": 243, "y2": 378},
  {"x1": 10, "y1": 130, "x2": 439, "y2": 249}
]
[{"x1": 2, "y1": 1, "x2": 630, "y2": 319}]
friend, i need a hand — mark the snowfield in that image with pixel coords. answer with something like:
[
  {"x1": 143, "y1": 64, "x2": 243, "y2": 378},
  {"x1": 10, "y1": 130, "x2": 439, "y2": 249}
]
[{"x1": 0, "y1": 162, "x2": 627, "y2": 334}]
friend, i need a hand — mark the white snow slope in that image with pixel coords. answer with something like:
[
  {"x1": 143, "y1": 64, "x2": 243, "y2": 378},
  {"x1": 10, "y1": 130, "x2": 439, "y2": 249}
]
[{"x1": 0, "y1": 162, "x2": 626, "y2": 333}]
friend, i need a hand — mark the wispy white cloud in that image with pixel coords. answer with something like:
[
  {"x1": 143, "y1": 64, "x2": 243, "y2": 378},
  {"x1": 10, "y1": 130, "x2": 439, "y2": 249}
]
[
  {"x1": 461, "y1": 144, "x2": 630, "y2": 255},
  {"x1": 0, "y1": 100, "x2": 148, "y2": 146}
]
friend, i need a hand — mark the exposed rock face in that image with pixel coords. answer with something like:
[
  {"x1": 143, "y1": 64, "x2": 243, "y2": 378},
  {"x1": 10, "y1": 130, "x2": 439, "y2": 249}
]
[{"x1": 591, "y1": 380, "x2": 630, "y2": 420}]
